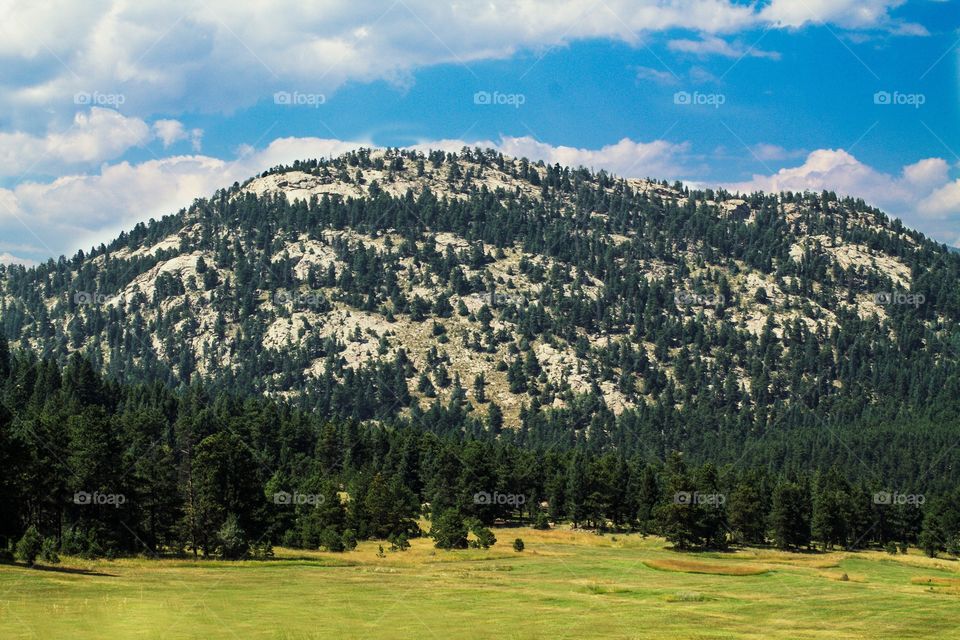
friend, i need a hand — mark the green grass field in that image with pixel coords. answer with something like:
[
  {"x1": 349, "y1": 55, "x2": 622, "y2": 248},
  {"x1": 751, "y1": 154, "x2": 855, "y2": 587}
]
[{"x1": 2, "y1": 527, "x2": 959, "y2": 639}]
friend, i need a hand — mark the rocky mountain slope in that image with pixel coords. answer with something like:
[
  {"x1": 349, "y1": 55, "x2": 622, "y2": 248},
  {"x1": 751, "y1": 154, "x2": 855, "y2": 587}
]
[{"x1": 1, "y1": 147, "x2": 958, "y2": 434}]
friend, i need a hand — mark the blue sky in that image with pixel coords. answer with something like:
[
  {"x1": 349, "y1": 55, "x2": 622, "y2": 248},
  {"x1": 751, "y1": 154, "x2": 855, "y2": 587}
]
[{"x1": 1, "y1": 0, "x2": 958, "y2": 264}]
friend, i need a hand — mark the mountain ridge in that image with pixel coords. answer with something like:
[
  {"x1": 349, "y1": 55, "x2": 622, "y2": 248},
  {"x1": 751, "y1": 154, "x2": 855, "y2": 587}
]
[{"x1": 1, "y1": 147, "x2": 958, "y2": 448}]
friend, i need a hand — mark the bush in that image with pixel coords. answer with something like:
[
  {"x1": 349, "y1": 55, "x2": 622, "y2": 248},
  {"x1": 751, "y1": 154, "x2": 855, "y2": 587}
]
[
  {"x1": 341, "y1": 529, "x2": 358, "y2": 551},
  {"x1": 218, "y1": 514, "x2": 249, "y2": 560},
  {"x1": 430, "y1": 510, "x2": 468, "y2": 549},
  {"x1": 884, "y1": 542, "x2": 898, "y2": 555},
  {"x1": 533, "y1": 511, "x2": 550, "y2": 530},
  {"x1": 59, "y1": 526, "x2": 107, "y2": 559},
  {"x1": 249, "y1": 541, "x2": 274, "y2": 560},
  {"x1": 15, "y1": 526, "x2": 42, "y2": 566},
  {"x1": 512, "y1": 538, "x2": 525, "y2": 552},
  {"x1": 40, "y1": 537, "x2": 60, "y2": 565},
  {"x1": 318, "y1": 527, "x2": 345, "y2": 552},
  {"x1": 389, "y1": 533, "x2": 410, "y2": 552},
  {"x1": 473, "y1": 526, "x2": 497, "y2": 549}
]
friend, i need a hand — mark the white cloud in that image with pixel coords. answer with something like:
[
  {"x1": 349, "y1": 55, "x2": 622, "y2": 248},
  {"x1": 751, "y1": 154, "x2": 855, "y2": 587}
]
[
  {"x1": 725, "y1": 149, "x2": 960, "y2": 244},
  {"x1": 758, "y1": 0, "x2": 926, "y2": 33},
  {"x1": 0, "y1": 252, "x2": 38, "y2": 267},
  {"x1": 4, "y1": 136, "x2": 958, "y2": 264},
  {"x1": 917, "y1": 180, "x2": 960, "y2": 220},
  {"x1": 153, "y1": 120, "x2": 186, "y2": 147},
  {"x1": 0, "y1": 108, "x2": 202, "y2": 177},
  {"x1": 0, "y1": 108, "x2": 151, "y2": 176},
  {"x1": 749, "y1": 143, "x2": 805, "y2": 162},
  {"x1": 0, "y1": 0, "x2": 915, "y2": 127},
  {"x1": 0, "y1": 134, "x2": 693, "y2": 259},
  {"x1": 153, "y1": 120, "x2": 203, "y2": 151},
  {"x1": 496, "y1": 136, "x2": 690, "y2": 179},
  {"x1": 668, "y1": 35, "x2": 780, "y2": 59},
  {"x1": 635, "y1": 65, "x2": 678, "y2": 85}
]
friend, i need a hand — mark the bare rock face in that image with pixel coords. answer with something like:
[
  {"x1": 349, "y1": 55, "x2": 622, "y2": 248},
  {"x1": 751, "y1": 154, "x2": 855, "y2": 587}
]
[{"x1": 0, "y1": 147, "x2": 940, "y2": 426}]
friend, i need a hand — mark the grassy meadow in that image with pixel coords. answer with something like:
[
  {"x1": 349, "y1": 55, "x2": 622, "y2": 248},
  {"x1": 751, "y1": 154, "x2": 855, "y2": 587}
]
[{"x1": 2, "y1": 526, "x2": 959, "y2": 639}]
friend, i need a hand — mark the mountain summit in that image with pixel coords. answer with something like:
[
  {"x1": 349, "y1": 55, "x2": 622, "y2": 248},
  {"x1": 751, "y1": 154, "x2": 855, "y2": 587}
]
[{"x1": 2, "y1": 147, "x2": 958, "y2": 478}]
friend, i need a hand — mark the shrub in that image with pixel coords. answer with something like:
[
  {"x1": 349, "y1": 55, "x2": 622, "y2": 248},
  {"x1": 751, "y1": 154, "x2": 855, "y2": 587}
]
[
  {"x1": 513, "y1": 538, "x2": 525, "y2": 552},
  {"x1": 15, "y1": 526, "x2": 42, "y2": 566},
  {"x1": 473, "y1": 527, "x2": 497, "y2": 549},
  {"x1": 884, "y1": 542, "x2": 898, "y2": 555},
  {"x1": 430, "y1": 510, "x2": 468, "y2": 549},
  {"x1": 249, "y1": 541, "x2": 274, "y2": 560},
  {"x1": 389, "y1": 533, "x2": 410, "y2": 552},
  {"x1": 533, "y1": 511, "x2": 550, "y2": 530},
  {"x1": 318, "y1": 527, "x2": 345, "y2": 552},
  {"x1": 40, "y1": 537, "x2": 60, "y2": 565},
  {"x1": 217, "y1": 514, "x2": 249, "y2": 560},
  {"x1": 341, "y1": 529, "x2": 358, "y2": 551}
]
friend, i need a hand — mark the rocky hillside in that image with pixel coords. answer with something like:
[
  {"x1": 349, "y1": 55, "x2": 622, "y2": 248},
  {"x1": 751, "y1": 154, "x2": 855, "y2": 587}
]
[{"x1": 1, "y1": 147, "x2": 958, "y2": 436}]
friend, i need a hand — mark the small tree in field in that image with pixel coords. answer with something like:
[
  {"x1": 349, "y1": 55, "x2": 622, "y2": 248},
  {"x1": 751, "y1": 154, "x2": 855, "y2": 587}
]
[
  {"x1": 15, "y1": 526, "x2": 42, "y2": 566},
  {"x1": 472, "y1": 526, "x2": 497, "y2": 549},
  {"x1": 430, "y1": 510, "x2": 468, "y2": 549},
  {"x1": 513, "y1": 538, "x2": 525, "y2": 552},
  {"x1": 40, "y1": 537, "x2": 60, "y2": 565},
  {"x1": 218, "y1": 514, "x2": 249, "y2": 560}
]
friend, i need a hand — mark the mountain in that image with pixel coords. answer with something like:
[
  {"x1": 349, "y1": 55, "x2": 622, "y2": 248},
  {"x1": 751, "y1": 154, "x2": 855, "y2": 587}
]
[{"x1": 2, "y1": 146, "x2": 960, "y2": 484}]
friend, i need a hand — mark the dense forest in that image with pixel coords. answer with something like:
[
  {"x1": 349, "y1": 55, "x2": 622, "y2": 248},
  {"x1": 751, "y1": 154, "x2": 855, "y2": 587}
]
[
  {"x1": 2, "y1": 148, "x2": 960, "y2": 562},
  {"x1": 2, "y1": 342, "x2": 959, "y2": 563}
]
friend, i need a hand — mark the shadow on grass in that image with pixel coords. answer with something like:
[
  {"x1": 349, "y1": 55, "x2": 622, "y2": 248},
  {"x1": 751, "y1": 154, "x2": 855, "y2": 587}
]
[{"x1": 0, "y1": 561, "x2": 116, "y2": 577}]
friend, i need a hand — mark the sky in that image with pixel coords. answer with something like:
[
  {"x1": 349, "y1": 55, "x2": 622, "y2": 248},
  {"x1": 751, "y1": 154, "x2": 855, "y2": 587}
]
[{"x1": 1, "y1": 0, "x2": 958, "y2": 266}]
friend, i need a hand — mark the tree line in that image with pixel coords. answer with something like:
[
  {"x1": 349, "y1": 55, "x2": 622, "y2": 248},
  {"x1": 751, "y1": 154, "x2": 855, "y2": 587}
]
[{"x1": 2, "y1": 341, "x2": 958, "y2": 564}]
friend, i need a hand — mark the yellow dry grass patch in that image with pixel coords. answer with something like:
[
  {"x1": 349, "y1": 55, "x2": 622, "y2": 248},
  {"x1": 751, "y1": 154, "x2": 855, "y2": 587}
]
[
  {"x1": 911, "y1": 576, "x2": 960, "y2": 587},
  {"x1": 818, "y1": 571, "x2": 866, "y2": 583},
  {"x1": 644, "y1": 557, "x2": 770, "y2": 576}
]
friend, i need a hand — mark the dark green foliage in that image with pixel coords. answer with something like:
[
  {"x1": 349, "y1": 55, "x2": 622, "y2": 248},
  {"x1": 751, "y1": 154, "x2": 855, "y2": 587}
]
[
  {"x1": 1, "y1": 148, "x2": 960, "y2": 558},
  {"x1": 15, "y1": 526, "x2": 42, "y2": 566},
  {"x1": 217, "y1": 514, "x2": 249, "y2": 560},
  {"x1": 430, "y1": 510, "x2": 468, "y2": 549}
]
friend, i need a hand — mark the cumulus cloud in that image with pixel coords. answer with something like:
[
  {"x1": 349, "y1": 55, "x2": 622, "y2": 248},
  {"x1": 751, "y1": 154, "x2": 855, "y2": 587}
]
[
  {"x1": 0, "y1": 0, "x2": 915, "y2": 127},
  {"x1": 635, "y1": 65, "x2": 679, "y2": 85},
  {"x1": 0, "y1": 137, "x2": 372, "y2": 256},
  {"x1": 668, "y1": 35, "x2": 780, "y2": 59},
  {"x1": 0, "y1": 252, "x2": 38, "y2": 267},
  {"x1": 153, "y1": 120, "x2": 202, "y2": 150},
  {"x1": 748, "y1": 143, "x2": 806, "y2": 162},
  {"x1": 0, "y1": 108, "x2": 151, "y2": 176},
  {"x1": 725, "y1": 149, "x2": 960, "y2": 244},
  {"x1": 4, "y1": 135, "x2": 958, "y2": 263},
  {"x1": 0, "y1": 134, "x2": 695, "y2": 259},
  {"x1": 758, "y1": 0, "x2": 926, "y2": 33},
  {"x1": 0, "y1": 109, "x2": 200, "y2": 177}
]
